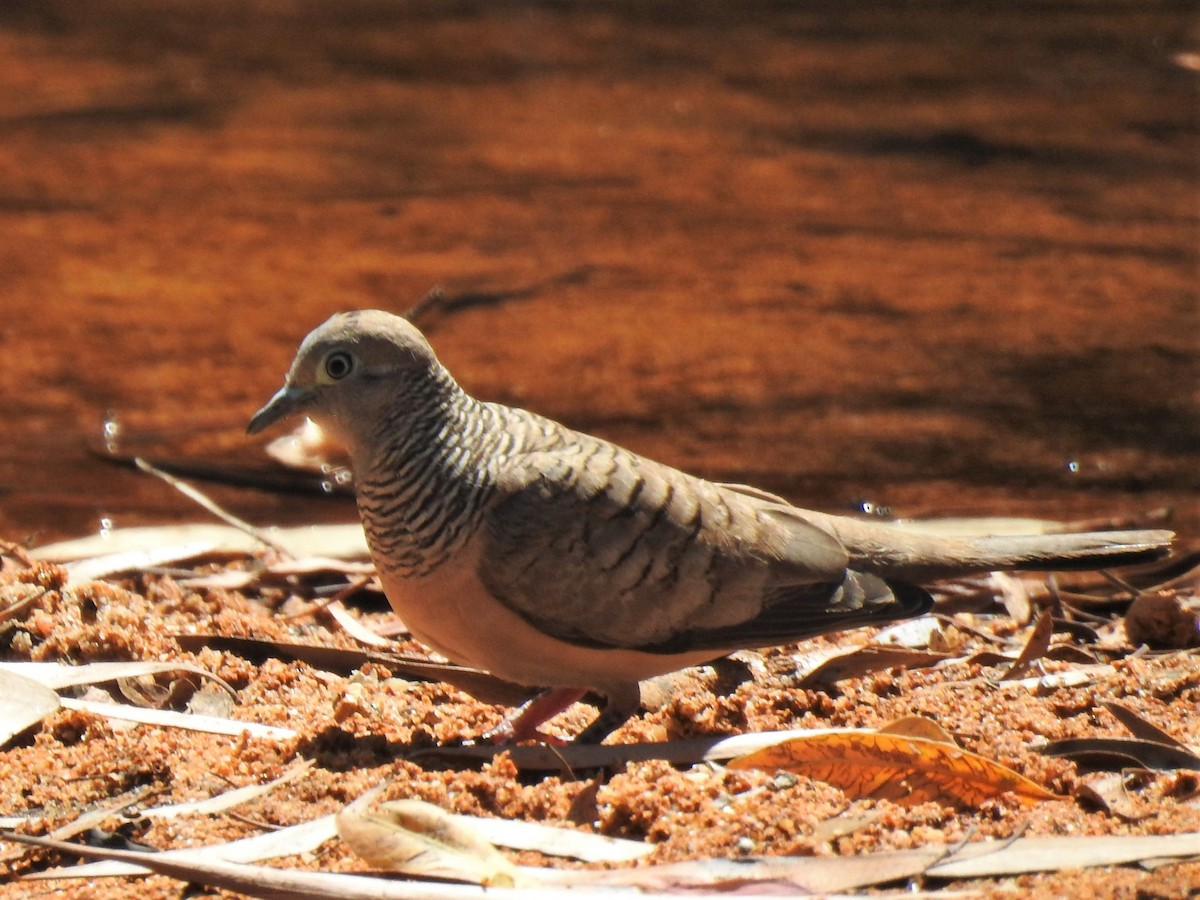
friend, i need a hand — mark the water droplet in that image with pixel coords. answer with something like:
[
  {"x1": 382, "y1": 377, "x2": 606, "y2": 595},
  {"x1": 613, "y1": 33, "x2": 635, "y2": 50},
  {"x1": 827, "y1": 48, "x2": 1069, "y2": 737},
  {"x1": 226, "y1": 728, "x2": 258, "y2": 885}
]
[
  {"x1": 855, "y1": 498, "x2": 891, "y2": 518},
  {"x1": 1066, "y1": 459, "x2": 1081, "y2": 474},
  {"x1": 102, "y1": 411, "x2": 121, "y2": 454},
  {"x1": 98, "y1": 516, "x2": 114, "y2": 537},
  {"x1": 320, "y1": 479, "x2": 335, "y2": 494}
]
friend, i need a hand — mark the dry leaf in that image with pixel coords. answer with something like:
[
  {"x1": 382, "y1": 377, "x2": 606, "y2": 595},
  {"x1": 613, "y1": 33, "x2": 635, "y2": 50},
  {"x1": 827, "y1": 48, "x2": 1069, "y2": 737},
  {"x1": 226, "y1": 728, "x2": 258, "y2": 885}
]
[
  {"x1": 810, "y1": 809, "x2": 884, "y2": 843},
  {"x1": 336, "y1": 792, "x2": 522, "y2": 887},
  {"x1": 0, "y1": 670, "x2": 60, "y2": 748},
  {"x1": 1001, "y1": 611, "x2": 1053, "y2": 681},
  {"x1": 728, "y1": 730, "x2": 1063, "y2": 808},
  {"x1": 23, "y1": 813, "x2": 339, "y2": 879},
  {"x1": 925, "y1": 832, "x2": 1200, "y2": 879},
  {"x1": 575, "y1": 846, "x2": 947, "y2": 894},
  {"x1": 57, "y1": 697, "x2": 296, "y2": 740},
  {"x1": 142, "y1": 759, "x2": 315, "y2": 819},
  {"x1": 463, "y1": 810, "x2": 651, "y2": 864},
  {"x1": 873, "y1": 615, "x2": 944, "y2": 649},
  {"x1": 0, "y1": 660, "x2": 233, "y2": 696},
  {"x1": 425, "y1": 728, "x2": 864, "y2": 771},
  {"x1": 794, "y1": 645, "x2": 949, "y2": 688},
  {"x1": 31, "y1": 523, "x2": 370, "y2": 566},
  {"x1": 323, "y1": 597, "x2": 396, "y2": 649},
  {"x1": 13, "y1": 828, "x2": 1200, "y2": 897},
  {"x1": 989, "y1": 571, "x2": 1032, "y2": 624},
  {"x1": 877, "y1": 715, "x2": 958, "y2": 745},
  {"x1": 1076, "y1": 772, "x2": 1148, "y2": 821},
  {"x1": 1102, "y1": 700, "x2": 1190, "y2": 749},
  {"x1": 1040, "y1": 737, "x2": 1200, "y2": 771},
  {"x1": 173, "y1": 633, "x2": 532, "y2": 707},
  {"x1": 1004, "y1": 663, "x2": 1115, "y2": 690}
]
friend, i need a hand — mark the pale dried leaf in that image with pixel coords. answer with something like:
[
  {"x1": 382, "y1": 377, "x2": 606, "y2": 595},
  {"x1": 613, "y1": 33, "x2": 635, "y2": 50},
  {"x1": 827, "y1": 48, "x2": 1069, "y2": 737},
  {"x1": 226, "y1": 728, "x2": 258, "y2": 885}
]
[
  {"x1": 988, "y1": 571, "x2": 1032, "y2": 624},
  {"x1": 6, "y1": 829, "x2": 651, "y2": 899},
  {"x1": 873, "y1": 615, "x2": 945, "y2": 649},
  {"x1": 0, "y1": 670, "x2": 60, "y2": 748},
  {"x1": 324, "y1": 599, "x2": 395, "y2": 648},
  {"x1": 58, "y1": 697, "x2": 296, "y2": 740},
  {"x1": 575, "y1": 846, "x2": 949, "y2": 894},
  {"x1": 794, "y1": 645, "x2": 949, "y2": 688},
  {"x1": 15, "y1": 828, "x2": 1200, "y2": 896},
  {"x1": 1004, "y1": 663, "x2": 1115, "y2": 690},
  {"x1": 60, "y1": 541, "x2": 226, "y2": 586},
  {"x1": 23, "y1": 813, "x2": 338, "y2": 879},
  {"x1": 143, "y1": 759, "x2": 315, "y2": 819},
  {"x1": 336, "y1": 792, "x2": 522, "y2": 887},
  {"x1": 31, "y1": 523, "x2": 369, "y2": 565},
  {"x1": 810, "y1": 809, "x2": 884, "y2": 843},
  {"x1": 877, "y1": 715, "x2": 958, "y2": 745},
  {"x1": 925, "y1": 832, "x2": 1200, "y2": 879},
  {"x1": 0, "y1": 660, "x2": 234, "y2": 696},
  {"x1": 460, "y1": 812, "x2": 651, "y2": 863},
  {"x1": 580, "y1": 832, "x2": 1200, "y2": 890},
  {"x1": 177, "y1": 569, "x2": 259, "y2": 590}
]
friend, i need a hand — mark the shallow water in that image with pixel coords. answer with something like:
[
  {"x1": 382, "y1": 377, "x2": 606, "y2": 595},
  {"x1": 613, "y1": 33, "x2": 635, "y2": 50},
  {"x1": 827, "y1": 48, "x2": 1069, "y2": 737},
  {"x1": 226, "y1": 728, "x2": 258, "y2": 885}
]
[{"x1": 0, "y1": 1, "x2": 1196, "y2": 545}]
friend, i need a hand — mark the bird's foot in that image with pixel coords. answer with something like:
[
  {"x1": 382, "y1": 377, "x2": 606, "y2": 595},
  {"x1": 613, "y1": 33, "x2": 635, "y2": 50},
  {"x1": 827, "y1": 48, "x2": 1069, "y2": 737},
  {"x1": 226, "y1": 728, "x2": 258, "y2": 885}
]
[{"x1": 473, "y1": 687, "x2": 587, "y2": 745}]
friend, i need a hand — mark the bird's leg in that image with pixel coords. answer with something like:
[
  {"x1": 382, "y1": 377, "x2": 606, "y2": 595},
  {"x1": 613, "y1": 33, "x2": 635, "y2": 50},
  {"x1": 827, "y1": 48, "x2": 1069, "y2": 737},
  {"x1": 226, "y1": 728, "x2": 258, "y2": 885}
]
[
  {"x1": 479, "y1": 681, "x2": 643, "y2": 744},
  {"x1": 575, "y1": 682, "x2": 642, "y2": 744},
  {"x1": 481, "y1": 687, "x2": 587, "y2": 744}
]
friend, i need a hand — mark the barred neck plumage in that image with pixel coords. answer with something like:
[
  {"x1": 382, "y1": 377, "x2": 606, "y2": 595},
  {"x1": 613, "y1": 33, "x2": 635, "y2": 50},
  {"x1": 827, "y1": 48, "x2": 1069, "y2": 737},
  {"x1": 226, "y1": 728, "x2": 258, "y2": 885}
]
[{"x1": 352, "y1": 370, "x2": 505, "y2": 579}]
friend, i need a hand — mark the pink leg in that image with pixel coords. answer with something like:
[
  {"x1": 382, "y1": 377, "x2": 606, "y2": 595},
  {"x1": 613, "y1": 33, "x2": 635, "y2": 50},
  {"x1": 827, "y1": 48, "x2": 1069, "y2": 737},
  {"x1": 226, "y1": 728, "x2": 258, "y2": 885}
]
[{"x1": 483, "y1": 687, "x2": 587, "y2": 744}]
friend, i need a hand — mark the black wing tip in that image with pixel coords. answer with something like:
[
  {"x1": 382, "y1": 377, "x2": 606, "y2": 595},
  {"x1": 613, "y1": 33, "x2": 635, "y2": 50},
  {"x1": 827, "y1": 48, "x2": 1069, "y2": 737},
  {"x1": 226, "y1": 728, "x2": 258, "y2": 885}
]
[{"x1": 890, "y1": 580, "x2": 935, "y2": 619}]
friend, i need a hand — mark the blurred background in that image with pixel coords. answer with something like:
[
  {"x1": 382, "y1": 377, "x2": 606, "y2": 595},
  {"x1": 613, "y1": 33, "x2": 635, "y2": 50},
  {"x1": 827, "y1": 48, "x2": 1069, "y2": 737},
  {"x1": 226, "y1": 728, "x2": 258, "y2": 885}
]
[{"x1": 0, "y1": 1, "x2": 1196, "y2": 545}]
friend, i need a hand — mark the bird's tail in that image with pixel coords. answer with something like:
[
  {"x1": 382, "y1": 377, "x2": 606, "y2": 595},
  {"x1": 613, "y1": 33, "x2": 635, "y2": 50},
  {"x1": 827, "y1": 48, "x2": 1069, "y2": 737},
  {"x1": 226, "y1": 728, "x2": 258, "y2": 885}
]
[{"x1": 803, "y1": 514, "x2": 1174, "y2": 582}]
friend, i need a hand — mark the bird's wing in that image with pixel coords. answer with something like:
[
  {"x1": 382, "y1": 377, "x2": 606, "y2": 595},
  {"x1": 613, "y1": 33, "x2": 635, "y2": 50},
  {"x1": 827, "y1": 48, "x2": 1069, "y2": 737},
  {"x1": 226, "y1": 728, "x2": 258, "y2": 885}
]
[{"x1": 477, "y1": 440, "x2": 915, "y2": 654}]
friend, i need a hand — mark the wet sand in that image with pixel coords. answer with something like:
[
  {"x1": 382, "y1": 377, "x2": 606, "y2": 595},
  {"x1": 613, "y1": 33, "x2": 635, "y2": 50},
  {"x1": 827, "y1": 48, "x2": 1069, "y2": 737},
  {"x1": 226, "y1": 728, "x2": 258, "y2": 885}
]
[{"x1": 0, "y1": 1, "x2": 1196, "y2": 543}]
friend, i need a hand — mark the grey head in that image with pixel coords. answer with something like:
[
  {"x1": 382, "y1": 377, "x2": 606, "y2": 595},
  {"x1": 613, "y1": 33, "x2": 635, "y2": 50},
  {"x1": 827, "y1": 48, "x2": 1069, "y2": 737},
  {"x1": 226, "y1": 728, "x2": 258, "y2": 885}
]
[{"x1": 247, "y1": 310, "x2": 449, "y2": 453}]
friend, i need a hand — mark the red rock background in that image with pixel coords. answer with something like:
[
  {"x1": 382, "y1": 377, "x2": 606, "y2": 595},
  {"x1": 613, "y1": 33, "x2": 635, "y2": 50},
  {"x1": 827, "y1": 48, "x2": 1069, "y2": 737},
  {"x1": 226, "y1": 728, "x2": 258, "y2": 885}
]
[{"x1": 0, "y1": 1, "x2": 1195, "y2": 543}]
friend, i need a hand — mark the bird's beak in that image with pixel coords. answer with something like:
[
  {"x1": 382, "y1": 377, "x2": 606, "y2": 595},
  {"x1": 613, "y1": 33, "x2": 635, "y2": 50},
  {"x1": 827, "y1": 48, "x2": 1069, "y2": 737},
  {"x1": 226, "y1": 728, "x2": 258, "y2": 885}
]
[{"x1": 247, "y1": 385, "x2": 313, "y2": 435}]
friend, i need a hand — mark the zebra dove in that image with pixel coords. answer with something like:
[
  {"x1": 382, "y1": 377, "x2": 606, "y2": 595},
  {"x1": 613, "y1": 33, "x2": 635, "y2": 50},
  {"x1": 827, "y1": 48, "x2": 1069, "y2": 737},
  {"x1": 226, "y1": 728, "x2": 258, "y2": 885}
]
[{"x1": 248, "y1": 310, "x2": 1173, "y2": 742}]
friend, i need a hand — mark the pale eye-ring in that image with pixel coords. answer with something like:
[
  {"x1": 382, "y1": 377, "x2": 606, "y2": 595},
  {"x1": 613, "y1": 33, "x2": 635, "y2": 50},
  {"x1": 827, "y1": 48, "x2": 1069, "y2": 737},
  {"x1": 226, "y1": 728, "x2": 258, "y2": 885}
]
[{"x1": 323, "y1": 350, "x2": 355, "y2": 381}]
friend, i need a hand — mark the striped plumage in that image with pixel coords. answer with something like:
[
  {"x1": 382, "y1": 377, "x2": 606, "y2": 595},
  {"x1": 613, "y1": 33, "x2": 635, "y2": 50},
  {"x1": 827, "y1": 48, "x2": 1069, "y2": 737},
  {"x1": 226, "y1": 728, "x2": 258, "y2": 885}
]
[{"x1": 249, "y1": 310, "x2": 1173, "y2": 743}]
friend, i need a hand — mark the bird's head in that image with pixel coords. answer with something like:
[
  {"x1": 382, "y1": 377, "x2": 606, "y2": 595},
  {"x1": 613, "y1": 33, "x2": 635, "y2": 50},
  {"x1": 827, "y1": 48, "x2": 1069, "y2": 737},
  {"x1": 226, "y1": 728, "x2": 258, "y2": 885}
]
[{"x1": 247, "y1": 310, "x2": 446, "y2": 452}]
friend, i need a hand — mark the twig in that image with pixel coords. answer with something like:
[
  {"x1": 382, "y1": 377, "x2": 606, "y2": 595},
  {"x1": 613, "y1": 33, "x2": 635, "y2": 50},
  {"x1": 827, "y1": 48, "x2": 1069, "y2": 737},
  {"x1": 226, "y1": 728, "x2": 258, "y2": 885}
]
[
  {"x1": 276, "y1": 577, "x2": 367, "y2": 621},
  {"x1": 404, "y1": 286, "x2": 448, "y2": 329},
  {"x1": 133, "y1": 457, "x2": 292, "y2": 558},
  {"x1": 0, "y1": 586, "x2": 47, "y2": 625},
  {"x1": 0, "y1": 540, "x2": 35, "y2": 569}
]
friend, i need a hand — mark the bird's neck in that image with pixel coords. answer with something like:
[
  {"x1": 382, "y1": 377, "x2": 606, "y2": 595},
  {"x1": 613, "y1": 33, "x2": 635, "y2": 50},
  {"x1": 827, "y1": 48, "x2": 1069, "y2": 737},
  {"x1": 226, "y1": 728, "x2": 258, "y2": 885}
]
[{"x1": 353, "y1": 377, "x2": 499, "y2": 579}]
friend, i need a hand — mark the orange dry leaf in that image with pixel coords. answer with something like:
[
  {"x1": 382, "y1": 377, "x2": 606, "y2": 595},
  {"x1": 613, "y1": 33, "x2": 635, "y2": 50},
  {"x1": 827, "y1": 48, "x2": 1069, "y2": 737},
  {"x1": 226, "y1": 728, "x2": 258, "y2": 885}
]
[{"x1": 728, "y1": 730, "x2": 1064, "y2": 809}]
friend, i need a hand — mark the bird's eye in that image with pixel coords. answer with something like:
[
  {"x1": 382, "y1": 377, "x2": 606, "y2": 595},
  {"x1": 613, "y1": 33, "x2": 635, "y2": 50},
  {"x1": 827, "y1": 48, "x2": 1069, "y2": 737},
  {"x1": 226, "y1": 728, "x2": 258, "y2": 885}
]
[{"x1": 323, "y1": 350, "x2": 354, "y2": 381}]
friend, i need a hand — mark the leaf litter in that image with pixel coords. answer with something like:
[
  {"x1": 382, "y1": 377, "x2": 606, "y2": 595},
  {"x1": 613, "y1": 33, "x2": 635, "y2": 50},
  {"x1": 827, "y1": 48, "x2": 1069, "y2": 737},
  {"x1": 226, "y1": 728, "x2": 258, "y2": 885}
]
[{"x1": 0, "y1": 480, "x2": 1198, "y2": 897}]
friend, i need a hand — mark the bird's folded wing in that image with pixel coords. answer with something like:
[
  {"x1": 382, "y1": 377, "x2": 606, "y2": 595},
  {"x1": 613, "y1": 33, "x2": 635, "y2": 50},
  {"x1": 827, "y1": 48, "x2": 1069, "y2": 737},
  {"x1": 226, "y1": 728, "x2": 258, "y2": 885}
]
[{"x1": 476, "y1": 443, "x2": 878, "y2": 653}]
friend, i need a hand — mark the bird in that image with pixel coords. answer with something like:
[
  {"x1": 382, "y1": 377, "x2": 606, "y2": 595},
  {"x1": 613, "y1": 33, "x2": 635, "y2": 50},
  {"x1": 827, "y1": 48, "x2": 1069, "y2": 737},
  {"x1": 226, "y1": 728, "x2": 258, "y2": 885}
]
[{"x1": 248, "y1": 309, "x2": 1174, "y2": 743}]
